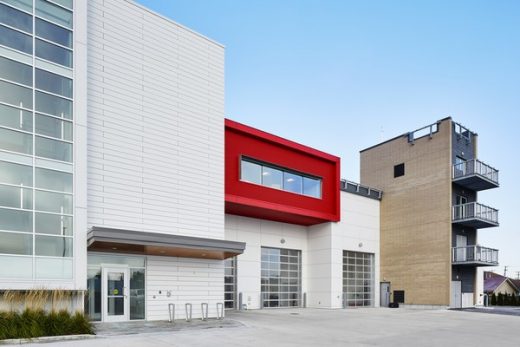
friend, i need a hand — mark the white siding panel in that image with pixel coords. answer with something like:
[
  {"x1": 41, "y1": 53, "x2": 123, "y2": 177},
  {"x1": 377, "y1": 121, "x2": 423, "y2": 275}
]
[
  {"x1": 146, "y1": 256, "x2": 224, "y2": 320},
  {"x1": 87, "y1": 0, "x2": 224, "y2": 239}
]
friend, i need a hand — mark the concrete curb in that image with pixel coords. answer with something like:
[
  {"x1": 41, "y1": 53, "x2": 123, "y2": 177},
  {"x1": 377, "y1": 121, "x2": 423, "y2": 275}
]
[{"x1": 0, "y1": 334, "x2": 96, "y2": 345}]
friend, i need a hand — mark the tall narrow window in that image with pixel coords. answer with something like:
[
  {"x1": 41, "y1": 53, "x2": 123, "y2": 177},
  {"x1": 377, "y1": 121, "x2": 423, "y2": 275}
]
[{"x1": 224, "y1": 257, "x2": 237, "y2": 309}]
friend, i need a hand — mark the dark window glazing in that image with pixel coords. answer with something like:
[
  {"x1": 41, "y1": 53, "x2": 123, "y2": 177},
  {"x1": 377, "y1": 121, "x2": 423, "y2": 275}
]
[
  {"x1": 0, "y1": 25, "x2": 32, "y2": 54},
  {"x1": 240, "y1": 158, "x2": 322, "y2": 198},
  {"x1": 0, "y1": 56, "x2": 33, "y2": 86},
  {"x1": 0, "y1": 104, "x2": 33, "y2": 131},
  {"x1": 1, "y1": 0, "x2": 33, "y2": 13},
  {"x1": 36, "y1": 68, "x2": 73, "y2": 98},
  {"x1": 35, "y1": 114, "x2": 73, "y2": 141},
  {"x1": 35, "y1": 39, "x2": 73, "y2": 67},
  {"x1": 35, "y1": 0, "x2": 73, "y2": 29},
  {"x1": 35, "y1": 18, "x2": 72, "y2": 48},
  {"x1": 35, "y1": 90, "x2": 72, "y2": 119},
  {"x1": 0, "y1": 79, "x2": 33, "y2": 108},
  {"x1": 0, "y1": 3, "x2": 32, "y2": 32}
]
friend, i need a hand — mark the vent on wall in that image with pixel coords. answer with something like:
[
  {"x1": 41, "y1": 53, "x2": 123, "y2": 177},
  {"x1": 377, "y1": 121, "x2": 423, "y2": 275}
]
[{"x1": 393, "y1": 290, "x2": 405, "y2": 303}]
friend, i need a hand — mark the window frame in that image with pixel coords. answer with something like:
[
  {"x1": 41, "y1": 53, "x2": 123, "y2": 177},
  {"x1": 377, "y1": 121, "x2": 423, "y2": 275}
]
[{"x1": 239, "y1": 156, "x2": 323, "y2": 199}]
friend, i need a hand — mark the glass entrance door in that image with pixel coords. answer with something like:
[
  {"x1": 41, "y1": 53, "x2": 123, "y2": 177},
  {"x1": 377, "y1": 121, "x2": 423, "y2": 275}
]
[{"x1": 102, "y1": 267, "x2": 129, "y2": 322}]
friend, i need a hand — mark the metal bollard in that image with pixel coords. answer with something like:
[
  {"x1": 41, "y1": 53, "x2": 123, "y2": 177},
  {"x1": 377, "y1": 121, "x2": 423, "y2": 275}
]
[
  {"x1": 168, "y1": 303, "x2": 175, "y2": 324},
  {"x1": 201, "y1": 303, "x2": 208, "y2": 321},
  {"x1": 260, "y1": 293, "x2": 264, "y2": 309},
  {"x1": 302, "y1": 293, "x2": 307, "y2": 308},
  {"x1": 185, "y1": 303, "x2": 192, "y2": 322},
  {"x1": 216, "y1": 303, "x2": 224, "y2": 320},
  {"x1": 238, "y1": 292, "x2": 243, "y2": 311}
]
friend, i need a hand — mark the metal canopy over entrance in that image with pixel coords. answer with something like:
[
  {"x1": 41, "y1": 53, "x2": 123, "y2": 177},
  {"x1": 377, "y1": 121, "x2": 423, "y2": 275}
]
[{"x1": 87, "y1": 227, "x2": 246, "y2": 260}]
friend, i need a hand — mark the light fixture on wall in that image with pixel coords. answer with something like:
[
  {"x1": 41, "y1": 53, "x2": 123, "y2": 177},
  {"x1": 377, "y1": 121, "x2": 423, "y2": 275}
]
[
  {"x1": 280, "y1": 238, "x2": 286, "y2": 244},
  {"x1": 358, "y1": 242, "x2": 363, "y2": 248}
]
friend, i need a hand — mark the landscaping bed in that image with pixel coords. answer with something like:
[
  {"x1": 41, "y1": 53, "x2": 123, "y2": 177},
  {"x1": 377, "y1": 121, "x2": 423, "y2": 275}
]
[{"x1": 0, "y1": 309, "x2": 93, "y2": 340}]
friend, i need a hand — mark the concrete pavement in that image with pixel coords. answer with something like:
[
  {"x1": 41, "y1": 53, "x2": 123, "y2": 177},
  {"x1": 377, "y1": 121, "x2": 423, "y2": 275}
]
[{"x1": 14, "y1": 308, "x2": 520, "y2": 347}]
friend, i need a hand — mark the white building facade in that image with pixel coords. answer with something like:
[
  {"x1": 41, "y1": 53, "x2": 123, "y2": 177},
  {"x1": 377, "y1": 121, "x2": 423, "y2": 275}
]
[
  {"x1": 225, "y1": 190, "x2": 380, "y2": 310},
  {"x1": 0, "y1": 0, "x2": 382, "y2": 322}
]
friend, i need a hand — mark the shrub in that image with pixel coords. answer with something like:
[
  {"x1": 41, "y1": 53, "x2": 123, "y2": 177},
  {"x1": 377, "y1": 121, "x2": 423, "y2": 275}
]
[
  {"x1": 491, "y1": 293, "x2": 497, "y2": 305},
  {"x1": 497, "y1": 293, "x2": 504, "y2": 306},
  {"x1": 0, "y1": 309, "x2": 93, "y2": 340},
  {"x1": 508, "y1": 294, "x2": 519, "y2": 306}
]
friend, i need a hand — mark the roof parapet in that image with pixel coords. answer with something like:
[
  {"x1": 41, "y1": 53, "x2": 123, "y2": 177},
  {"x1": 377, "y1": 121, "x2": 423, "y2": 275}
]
[{"x1": 340, "y1": 179, "x2": 382, "y2": 200}]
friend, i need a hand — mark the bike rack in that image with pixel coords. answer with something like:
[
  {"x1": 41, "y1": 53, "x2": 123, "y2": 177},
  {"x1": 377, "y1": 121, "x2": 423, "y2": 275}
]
[
  {"x1": 168, "y1": 303, "x2": 175, "y2": 324},
  {"x1": 185, "y1": 303, "x2": 192, "y2": 322},
  {"x1": 216, "y1": 302, "x2": 224, "y2": 320},
  {"x1": 201, "y1": 303, "x2": 208, "y2": 321}
]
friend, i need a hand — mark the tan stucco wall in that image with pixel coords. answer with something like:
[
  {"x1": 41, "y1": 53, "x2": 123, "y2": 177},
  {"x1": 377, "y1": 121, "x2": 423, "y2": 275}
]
[{"x1": 360, "y1": 119, "x2": 453, "y2": 305}]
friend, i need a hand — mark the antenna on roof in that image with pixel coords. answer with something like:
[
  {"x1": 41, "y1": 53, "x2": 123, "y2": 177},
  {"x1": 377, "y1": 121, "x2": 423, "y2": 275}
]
[{"x1": 504, "y1": 265, "x2": 508, "y2": 277}]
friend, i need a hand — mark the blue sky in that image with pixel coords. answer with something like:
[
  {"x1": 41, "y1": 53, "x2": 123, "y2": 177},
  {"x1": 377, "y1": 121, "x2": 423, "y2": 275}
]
[{"x1": 139, "y1": 0, "x2": 520, "y2": 276}]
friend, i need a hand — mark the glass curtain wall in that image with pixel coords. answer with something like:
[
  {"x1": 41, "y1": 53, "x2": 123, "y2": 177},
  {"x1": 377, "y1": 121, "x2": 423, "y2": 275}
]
[
  {"x1": 343, "y1": 251, "x2": 374, "y2": 307},
  {"x1": 0, "y1": 0, "x2": 74, "y2": 280},
  {"x1": 261, "y1": 247, "x2": 302, "y2": 308}
]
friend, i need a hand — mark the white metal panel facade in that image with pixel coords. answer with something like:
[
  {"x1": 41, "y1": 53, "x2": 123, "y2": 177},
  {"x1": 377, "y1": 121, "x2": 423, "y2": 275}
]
[
  {"x1": 331, "y1": 191, "x2": 381, "y2": 308},
  {"x1": 224, "y1": 191, "x2": 380, "y2": 310},
  {"x1": 225, "y1": 214, "x2": 308, "y2": 310},
  {"x1": 86, "y1": 0, "x2": 225, "y2": 240},
  {"x1": 146, "y1": 256, "x2": 224, "y2": 320}
]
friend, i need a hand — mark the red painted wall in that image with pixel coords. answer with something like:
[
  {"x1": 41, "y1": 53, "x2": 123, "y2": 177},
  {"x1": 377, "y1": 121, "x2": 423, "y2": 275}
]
[{"x1": 225, "y1": 119, "x2": 340, "y2": 226}]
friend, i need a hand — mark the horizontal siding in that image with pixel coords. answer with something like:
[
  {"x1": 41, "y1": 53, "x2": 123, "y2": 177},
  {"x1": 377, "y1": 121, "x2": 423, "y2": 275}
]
[
  {"x1": 86, "y1": 0, "x2": 224, "y2": 239},
  {"x1": 146, "y1": 256, "x2": 224, "y2": 320}
]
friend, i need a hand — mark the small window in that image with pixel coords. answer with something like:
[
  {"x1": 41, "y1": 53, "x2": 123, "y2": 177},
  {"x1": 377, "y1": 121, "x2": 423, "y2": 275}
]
[
  {"x1": 303, "y1": 177, "x2": 321, "y2": 198},
  {"x1": 283, "y1": 172, "x2": 302, "y2": 194},
  {"x1": 262, "y1": 166, "x2": 283, "y2": 190},
  {"x1": 241, "y1": 160, "x2": 261, "y2": 185},
  {"x1": 394, "y1": 163, "x2": 405, "y2": 178}
]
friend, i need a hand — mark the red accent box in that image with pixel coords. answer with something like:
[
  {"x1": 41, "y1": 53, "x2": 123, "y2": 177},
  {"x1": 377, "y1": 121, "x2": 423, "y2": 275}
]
[{"x1": 225, "y1": 119, "x2": 340, "y2": 226}]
